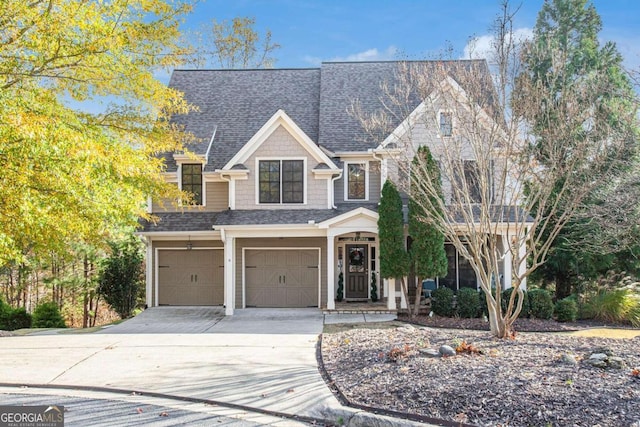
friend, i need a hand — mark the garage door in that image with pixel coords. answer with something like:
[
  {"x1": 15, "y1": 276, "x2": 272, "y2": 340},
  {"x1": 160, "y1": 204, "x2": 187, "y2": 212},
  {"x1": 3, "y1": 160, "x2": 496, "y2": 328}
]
[
  {"x1": 245, "y1": 249, "x2": 319, "y2": 308},
  {"x1": 157, "y1": 249, "x2": 224, "y2": 305}
]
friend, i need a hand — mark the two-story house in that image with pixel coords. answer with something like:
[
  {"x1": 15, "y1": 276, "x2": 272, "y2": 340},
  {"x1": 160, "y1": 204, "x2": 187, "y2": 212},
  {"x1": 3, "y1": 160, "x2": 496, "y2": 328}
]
[{"x1": 139, "y1": 60, "x2": 525, "y2": 315}]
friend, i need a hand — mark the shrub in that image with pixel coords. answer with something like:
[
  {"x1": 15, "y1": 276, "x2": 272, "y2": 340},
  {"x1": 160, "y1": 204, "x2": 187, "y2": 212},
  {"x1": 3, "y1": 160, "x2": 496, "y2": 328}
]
[
  {"x1": 501, "y1": 288, "x2": 530, "y2": 318},
  {"x1": 32, "y1": 302, "x2": 66, "y2": 328},
  {"x1": 0, "y1": 301, "x2": 33, "y2": 331},
  {"x1": 478, "y1": 290, "x2": 489, "y2": 317},
  {"x1": 554, "y1": 297, "x2": 578, "y2": 322},
  {"x1": 581, "y1": 289, "x2": 640, "y2": 326},
  {"x1": 431, "y1": 287, "x2": 455, "y2": 317},
  {"x1": 457, "y1": 288, "x2": 480, "y2": 318},
  {"x1": 528, "y1": 289, "x2": 554, "y2": 319}
]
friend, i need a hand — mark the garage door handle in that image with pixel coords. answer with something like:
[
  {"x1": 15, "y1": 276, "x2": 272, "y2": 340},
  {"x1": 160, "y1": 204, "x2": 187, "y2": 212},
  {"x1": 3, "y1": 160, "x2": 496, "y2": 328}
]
[
  {"x1": 307, "y1": 266, "x2": 318, "y2": 269},
  {"x1": 283, "y1": 275, "x2": 285, "y2": 284}
]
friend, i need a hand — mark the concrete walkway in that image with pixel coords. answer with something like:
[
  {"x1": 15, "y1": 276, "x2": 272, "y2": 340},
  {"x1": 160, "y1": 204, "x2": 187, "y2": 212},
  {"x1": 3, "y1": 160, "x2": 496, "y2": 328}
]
[{"x1": 0, "y1": 308, "x2": 430, "y2": 426}]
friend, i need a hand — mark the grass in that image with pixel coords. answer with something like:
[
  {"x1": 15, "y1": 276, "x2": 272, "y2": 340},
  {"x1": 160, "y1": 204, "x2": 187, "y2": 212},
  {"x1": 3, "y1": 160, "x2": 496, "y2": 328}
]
[{"x1": 565, "y1": 328, "x2": 640, "y2": 339}]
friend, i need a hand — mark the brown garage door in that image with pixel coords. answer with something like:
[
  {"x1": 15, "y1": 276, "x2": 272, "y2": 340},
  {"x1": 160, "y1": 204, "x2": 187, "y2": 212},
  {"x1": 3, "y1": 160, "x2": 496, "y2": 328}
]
[
  {"x1": 157, "y1": 249, "x2": 224, "y2": 305},
  {"x1": 245, "y1": 249, "x2": 319, "y2": 308}
]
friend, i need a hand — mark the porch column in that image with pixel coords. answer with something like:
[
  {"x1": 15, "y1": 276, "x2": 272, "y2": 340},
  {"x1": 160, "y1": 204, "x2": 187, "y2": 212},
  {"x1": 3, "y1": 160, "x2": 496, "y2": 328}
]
[
  {"x1": 386, "y1": 278, "x2": 396, "y2": 310},
  {"x1": 502, "y1": 234, "x2": 512, "y2": 290},
  {"x1": 399, "y1": 279, "x2": 407, "y2": 309},
  {"x1": 224, "y1": 234, "x2": 235, "y2": 315},
  {"x1": 145, "y1": 237, "x2": 153, "y2": 307},
  {"x1": 326, "y1": 235, "x2": 335, "y2": 310}
]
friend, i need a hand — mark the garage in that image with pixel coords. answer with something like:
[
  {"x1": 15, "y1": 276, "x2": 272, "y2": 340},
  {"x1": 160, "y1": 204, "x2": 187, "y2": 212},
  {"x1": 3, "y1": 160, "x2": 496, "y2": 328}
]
[
  {"x1": 157, "y1": 249, "x2": 224, "y2": 305},
  {"x1": 245, "y1": 249, "x2": 319, "y2": 308}
]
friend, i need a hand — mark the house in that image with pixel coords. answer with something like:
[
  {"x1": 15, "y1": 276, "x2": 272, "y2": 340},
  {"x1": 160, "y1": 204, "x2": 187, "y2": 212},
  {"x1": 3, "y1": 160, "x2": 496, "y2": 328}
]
[{"x1": 139, "y1": 61, "x2": 526, "y2": 315}]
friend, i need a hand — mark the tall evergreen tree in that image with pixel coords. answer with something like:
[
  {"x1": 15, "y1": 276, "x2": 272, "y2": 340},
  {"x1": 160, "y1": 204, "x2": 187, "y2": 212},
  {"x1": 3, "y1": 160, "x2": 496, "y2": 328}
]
[
  {"x1": 409, "y1": 146, "x2": 447, "y2": 315},
  {"x1": 517, "y1": 0, "x2": 640, "y2": 298},
  {"x1": 378, "y1": 180, "x2": 410, "y2": 308}
]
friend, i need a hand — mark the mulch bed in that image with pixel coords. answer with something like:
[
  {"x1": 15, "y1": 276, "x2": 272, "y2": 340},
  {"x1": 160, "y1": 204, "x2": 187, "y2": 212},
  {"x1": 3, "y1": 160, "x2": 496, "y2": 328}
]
[{"x1": 320, "y1": 317, "x2": 640, "y2": 427}]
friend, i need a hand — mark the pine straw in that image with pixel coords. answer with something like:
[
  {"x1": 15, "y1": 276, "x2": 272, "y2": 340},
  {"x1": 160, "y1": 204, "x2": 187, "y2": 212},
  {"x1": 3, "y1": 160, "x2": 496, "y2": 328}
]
[{"x1": 321, "y1": 324, "x2": 640, "y2": 427}]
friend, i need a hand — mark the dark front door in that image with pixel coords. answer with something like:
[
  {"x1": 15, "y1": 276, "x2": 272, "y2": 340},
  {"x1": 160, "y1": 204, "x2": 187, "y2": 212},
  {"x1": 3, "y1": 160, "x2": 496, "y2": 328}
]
[{"x1": 346, "y1": 244, "x2": 368, "y2": 299}]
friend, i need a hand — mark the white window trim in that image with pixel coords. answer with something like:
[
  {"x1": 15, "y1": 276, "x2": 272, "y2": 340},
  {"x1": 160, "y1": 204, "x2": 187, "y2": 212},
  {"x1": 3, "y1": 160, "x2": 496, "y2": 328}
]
[
  {"x1": 344, "y1": 161, "x2": 369, "y2": 202},
  {"x1": 438, "y1": 109, "x2": 453, "y2": 138},
  {"x1": 254, "y1": 157, "x2": 307, "y2": 205},
  {"x1": 178, "y1": 162, "x2": 206, "y2": 206}
]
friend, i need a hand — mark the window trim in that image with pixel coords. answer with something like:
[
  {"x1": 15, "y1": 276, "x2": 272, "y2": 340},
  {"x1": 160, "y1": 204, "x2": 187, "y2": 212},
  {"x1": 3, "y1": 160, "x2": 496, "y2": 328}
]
[
  {"x1": 344, "y1": 161, "x2": 369, "y2": 201},
  {"x1": 438, "y1": 110, "x2": 453, "y2": 137},
  {"x1": 179, "y1": 163, "x2": 205, "y2": 206},
  {"x1": 255, "y1": 157, "x2": 307, "y2": 205}
]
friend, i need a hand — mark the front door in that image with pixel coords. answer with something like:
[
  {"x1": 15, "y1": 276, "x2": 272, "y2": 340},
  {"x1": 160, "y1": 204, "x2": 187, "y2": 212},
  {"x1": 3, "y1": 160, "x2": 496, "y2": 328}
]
[{"x1": 346, "y1": 244, "x2": 368, "y2": 299}]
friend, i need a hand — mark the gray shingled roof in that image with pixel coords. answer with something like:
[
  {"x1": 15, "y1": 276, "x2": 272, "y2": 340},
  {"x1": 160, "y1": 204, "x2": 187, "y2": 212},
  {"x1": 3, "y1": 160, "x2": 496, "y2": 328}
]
[
  {"x1": 139, "y1": 204, "x2": 380, "y2": 232},
  {"x1": 164, "y1": 68, "x2": 321, "y2": 172},
  {"x1": 139, "y1": 212, "x2": 218, "y2": 232},
  {"x1": 163, "y1": 61, "x2": 498, "y2": 172},
  {"x1": 317, "y1": 60, "x2": 498, "y2": 153}
]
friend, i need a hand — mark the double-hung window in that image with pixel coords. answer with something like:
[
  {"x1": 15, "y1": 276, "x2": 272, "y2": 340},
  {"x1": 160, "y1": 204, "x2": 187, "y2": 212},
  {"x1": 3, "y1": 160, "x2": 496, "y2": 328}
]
[
  {"x1": 346, "y1": 163, "x2": 367, "y2": 200},
  {"x1": 439, "y1": 112, "x2": 453, "y2": 137},
  {"x1": 259, "y1": 159, "x2": 304, "y2": 204},
  {"x1": 181, "y1": 163, "x2": 203, "y2": 205}
]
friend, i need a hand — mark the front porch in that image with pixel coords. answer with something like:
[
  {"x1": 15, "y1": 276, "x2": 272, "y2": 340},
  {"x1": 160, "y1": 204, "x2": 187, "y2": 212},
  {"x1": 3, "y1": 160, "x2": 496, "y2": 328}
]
[{"x1": 323, "y1": 300, "x2": 396, "y2": 315}]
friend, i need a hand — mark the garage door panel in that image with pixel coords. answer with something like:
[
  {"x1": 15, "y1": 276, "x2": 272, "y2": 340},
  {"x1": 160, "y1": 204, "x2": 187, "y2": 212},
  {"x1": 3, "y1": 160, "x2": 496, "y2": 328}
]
[
  {"x1": 158, "y1": 249, "x2": 224, "y2": 306},
  {"x1": 245, "y1": 249, "x2": 319, "y2": 308}
]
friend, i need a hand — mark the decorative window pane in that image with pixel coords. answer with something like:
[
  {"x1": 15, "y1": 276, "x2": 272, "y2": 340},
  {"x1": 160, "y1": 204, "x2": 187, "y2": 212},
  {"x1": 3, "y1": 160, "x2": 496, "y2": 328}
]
[
  {"x1": 282, "y1": 160, "x2": 304, "y2": 203},
  {"x1": 259, "y1": 160, "x2": 280, "y2": 203},
  {"x1": 259, "y1": 160, "x2": 304, "y2": 204},
  {"x1": 181, "y1": 163, "x2": 202, "y2": 205},
  {"x1": 348, "y1": 164, "x2": 366, "y2": 200},
  {"x1": 440, "y1": 112, "x2": 452, "y2": 137}
]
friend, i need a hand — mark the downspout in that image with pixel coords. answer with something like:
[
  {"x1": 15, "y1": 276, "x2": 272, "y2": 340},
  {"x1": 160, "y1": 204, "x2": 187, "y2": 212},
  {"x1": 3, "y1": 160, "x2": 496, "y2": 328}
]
[{"x1": 331, "y1": 171, "x2": 342, "y2": 209}]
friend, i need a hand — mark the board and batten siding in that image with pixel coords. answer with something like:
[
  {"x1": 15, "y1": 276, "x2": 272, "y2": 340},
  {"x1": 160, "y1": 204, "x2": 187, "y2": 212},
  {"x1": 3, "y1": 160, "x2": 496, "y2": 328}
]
[
  {"x1": 234, "y1": 237, "x2": 327, "y2": 309},
  {"x1": 151, "y1": 181, "x2": 229, "y2": 212}
]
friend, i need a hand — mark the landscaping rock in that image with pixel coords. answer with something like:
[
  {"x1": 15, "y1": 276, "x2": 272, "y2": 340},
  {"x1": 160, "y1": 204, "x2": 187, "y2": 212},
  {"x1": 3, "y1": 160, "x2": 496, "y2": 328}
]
[
  {"x1": 608, "y1": 356, "x2": 626, "y2": 369},
  {"x1": 559, "y1": 353, "x2": 578, "y2": 366},
  {"x1": 439, "y1": 345, "x2": 456, "y2": 357},
  {"x1": 397, "y1": 324, "x2": 416, "y2": 334},
  {"x1": 584, "y1": 351, "x2": 626, "y2": 369},
  {"x1": 419, "y1": 348, "x2": 441, "y2": 358}
]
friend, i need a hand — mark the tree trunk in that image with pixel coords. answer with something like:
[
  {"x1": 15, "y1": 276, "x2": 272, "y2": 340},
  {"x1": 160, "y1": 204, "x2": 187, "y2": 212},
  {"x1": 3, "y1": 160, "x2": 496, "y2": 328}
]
[
  {"x1": 555, "y1": 272, "x2": 572, "y2": 300},
  {"x1": 412, "y1": 279, "x2": 422, "y2": 316},
  {"x1": 398, "y1": 277, "x2": 412, "y2": 318}
]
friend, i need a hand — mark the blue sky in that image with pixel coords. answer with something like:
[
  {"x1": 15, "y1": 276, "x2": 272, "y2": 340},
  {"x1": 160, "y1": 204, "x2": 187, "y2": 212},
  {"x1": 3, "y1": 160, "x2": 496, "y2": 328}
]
[{"x1": 186, "y1": 0, "x2": 640, "y2": 70}]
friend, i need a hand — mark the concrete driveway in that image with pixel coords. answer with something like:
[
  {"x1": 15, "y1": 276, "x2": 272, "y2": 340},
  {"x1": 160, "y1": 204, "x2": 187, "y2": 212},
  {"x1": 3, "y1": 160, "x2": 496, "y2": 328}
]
[{"x1": 0, "y1": 308, "x2": 341, "y2": 422}]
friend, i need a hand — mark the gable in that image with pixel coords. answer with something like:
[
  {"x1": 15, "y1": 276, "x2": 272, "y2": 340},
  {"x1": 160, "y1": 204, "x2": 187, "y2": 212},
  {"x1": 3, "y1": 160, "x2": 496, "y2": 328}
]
[{"x1": 222, "y1": 109, "x2": 338, "y2": 171}]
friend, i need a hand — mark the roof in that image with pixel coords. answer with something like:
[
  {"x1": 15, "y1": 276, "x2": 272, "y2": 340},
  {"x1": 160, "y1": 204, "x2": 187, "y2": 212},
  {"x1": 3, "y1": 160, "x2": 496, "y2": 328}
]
[
  {"x1": 164, "y1": 60, "x2": 498, "y2": 171},
  {"x1": 165, "y1": 68, "x2": 321, "y2": 172}
]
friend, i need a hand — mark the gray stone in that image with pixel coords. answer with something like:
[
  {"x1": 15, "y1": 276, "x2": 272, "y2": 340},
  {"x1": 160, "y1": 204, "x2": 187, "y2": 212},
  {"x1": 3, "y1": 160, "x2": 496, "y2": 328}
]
[
  {"x1": 586, "y1": 359, "x2": 608, "y2": 368},
  {"x1": 397, "y1": 324, "x2": 416, "y2": 334},
  {"x1": 559, "y1": 353, "x2": 578, "y2": 366},
  {"x1": 439, "y1": 345, "x2": 456, "y2": 357},
  {"x1": 589, "y1": 353, "x2": 609, "y2": 361},
  {"x1": 419, "y1": 348, "x2": 441, "y2": 358},
  {"x1": 608, "y1": 356, "x2": 626, "y2": 369},
  {"x1": 591, "y1": 346, "x2": 614, "y2": 356}
]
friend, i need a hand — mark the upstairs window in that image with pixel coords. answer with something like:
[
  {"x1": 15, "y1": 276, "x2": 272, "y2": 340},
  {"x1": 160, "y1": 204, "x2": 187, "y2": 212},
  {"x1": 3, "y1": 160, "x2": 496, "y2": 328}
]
[
  {"x1": 453, "y1": 160, "x2": 492, "y2": 203},
  {"x1": 259, "y1": 159, "x2": 304, "y2": 204},
  {"x1": 181, "y1": 163, "x2": 203, "y2": 205},
  {"x1": 347, "y1": 163, "x2": 367, "y2": 200},
  {"x1": 439, "y1": 112, "x2": 453, "y2": 137}
]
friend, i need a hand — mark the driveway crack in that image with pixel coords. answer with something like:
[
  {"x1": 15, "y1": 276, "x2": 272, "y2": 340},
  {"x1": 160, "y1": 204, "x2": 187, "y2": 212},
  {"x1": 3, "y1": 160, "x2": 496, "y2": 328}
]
[{"x1": 48, "y1": 342, "x2": 120, "y2": 384}]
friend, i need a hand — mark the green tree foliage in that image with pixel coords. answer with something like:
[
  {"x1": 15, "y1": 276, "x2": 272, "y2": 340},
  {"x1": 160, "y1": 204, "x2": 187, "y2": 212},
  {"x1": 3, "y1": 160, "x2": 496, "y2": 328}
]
[
  {"x1": 202, "y1": 16, "x2": 281, "y2": 68},
  {"x1": 98, "y1": 236, "x2": 144, "y2": 319},
  {"x1": 0, "y1": 0, "x2": 195, "y2": 265},
  {"x1": 32, "y1": 301, "x2": 66, "y2": 328},
  {"x1": 409, "y1": 146, "x2": 447, "y2": 315},
  {"x1": 518, "y1": 0, "x2": 640, "y2": 298},
  {"x1": 378, "y1": 180, "x2": 410, "y2": 305}
]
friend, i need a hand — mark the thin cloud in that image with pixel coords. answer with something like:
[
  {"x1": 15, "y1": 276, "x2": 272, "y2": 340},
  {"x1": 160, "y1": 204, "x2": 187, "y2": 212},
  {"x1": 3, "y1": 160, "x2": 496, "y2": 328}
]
[
  {"x1": 462, "y1": 28, "x2": 533, "y2": 60},
  {"x1": 304, "y1": 46, "x2": 399, "y2": 65}
]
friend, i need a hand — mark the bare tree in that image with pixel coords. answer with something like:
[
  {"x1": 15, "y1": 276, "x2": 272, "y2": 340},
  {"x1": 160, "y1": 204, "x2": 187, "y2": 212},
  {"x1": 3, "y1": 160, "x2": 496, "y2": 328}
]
[
  {"x1": 198, "y1": 16, "x2": 280, "y2": 69},
  {"x1": 353, "y1": 2, "x2": 639, "y2": 338}
]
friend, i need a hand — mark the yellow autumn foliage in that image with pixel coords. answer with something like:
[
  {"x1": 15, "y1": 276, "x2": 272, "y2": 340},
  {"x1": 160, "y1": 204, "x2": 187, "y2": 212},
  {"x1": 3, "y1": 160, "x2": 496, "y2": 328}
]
[{"x1": 0, "y1": 0, "x2": 197, "y2": 264}]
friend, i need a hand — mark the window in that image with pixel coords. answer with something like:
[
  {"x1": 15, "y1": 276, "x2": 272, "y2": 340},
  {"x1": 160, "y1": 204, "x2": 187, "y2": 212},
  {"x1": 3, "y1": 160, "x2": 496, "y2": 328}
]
[
  {"x1": 181, "y1": 163, "x2": 202, "y2": 205},
  {"x1": 259, "y1": 160, "x2": 304, "y2": 204},
  {"x1": 347, "y1": 163, "x2": 366, "y2": 200},
  {"x1": 439, "y1": 112, "x2": 452, "y2": 137},
  {"x1": 453, "y1": 160, "x2": 492, "y2": 203}
]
